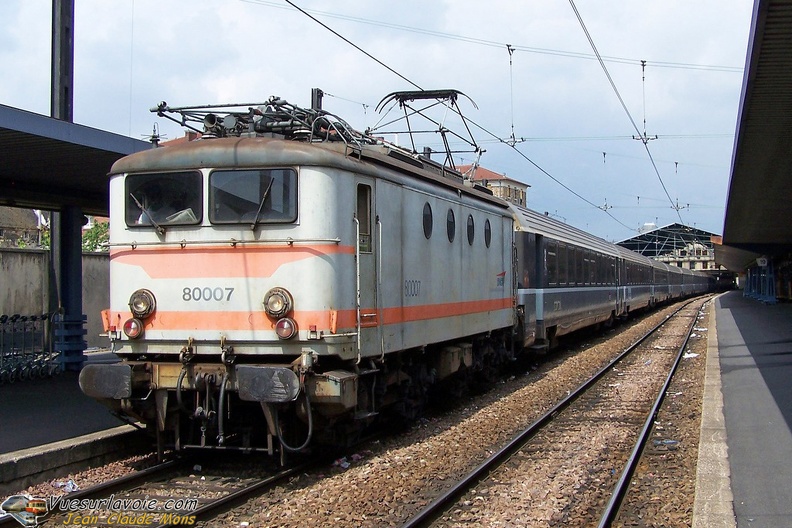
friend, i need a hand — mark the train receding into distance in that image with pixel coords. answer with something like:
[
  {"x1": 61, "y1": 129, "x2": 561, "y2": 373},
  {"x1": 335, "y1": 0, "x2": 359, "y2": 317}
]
[{"x1": 79, "y1": 90, "x2": 712, "y2": 458}]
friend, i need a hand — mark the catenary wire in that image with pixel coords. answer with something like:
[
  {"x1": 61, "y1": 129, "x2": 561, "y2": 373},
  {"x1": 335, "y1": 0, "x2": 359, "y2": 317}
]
[
  {"x1": 278, "y1": 0, "x2": 672, "y2": 233},
  {"x1": 241, "y1": 0, "x2": 742, "y2": 73},
  {"x1": 567, "y1": 0, "x2": 684, "y2": 225},
  {"x1": 281, "y1": 0, "x2": 422, "y2": 91}
]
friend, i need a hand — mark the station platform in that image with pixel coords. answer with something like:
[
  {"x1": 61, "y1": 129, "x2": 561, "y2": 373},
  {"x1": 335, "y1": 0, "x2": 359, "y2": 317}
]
[
  {"x1": 700, "y1": 290, "x2": 792, "y2": 527},
  {"x1": 0, "y1": 351, "x2": 123, "y2": 454},
  {"x1": 0, "y1": 292, "x2": 790, "y2": 526}
]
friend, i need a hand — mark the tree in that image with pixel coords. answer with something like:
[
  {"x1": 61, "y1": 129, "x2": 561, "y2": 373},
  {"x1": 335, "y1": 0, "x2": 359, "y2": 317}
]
[
  {"x1": 36, "y1": 220, "x2": 109, "y2": 252},
  {"x1": 82, "y1": 221, "x2": 109, "y2": 252}
]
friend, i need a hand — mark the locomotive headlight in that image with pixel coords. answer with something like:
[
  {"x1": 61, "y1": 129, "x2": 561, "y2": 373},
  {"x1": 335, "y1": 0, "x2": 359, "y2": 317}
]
[
  {"x1": 123, "y1": 318, "x2": 144, "y2": 339},
  {"x1": 275, "y1": 317, "x2": 297, "y2": 339},
  {"x1": 263, "y1": 287, "x2": 293, "y2": 318},
  {"x1": 129, "y1": 289, "x2": 156, "y2": 319}
]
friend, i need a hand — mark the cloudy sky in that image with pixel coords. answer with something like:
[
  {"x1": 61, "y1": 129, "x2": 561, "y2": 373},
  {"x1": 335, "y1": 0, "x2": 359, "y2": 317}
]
[{"x1": 0, "y1": 0, "x2": 754, "y2": 242}]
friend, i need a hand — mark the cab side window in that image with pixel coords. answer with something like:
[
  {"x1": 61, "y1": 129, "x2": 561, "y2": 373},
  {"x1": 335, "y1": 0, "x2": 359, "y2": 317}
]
[{"x1": 357, "y1": 184, "x2": 372, "y2": 253}]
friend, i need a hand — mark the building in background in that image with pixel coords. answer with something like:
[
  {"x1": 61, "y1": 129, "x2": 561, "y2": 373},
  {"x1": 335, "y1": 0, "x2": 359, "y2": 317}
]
[
  {"x1": 0, "y1": 207, "x2": 40, "y2": 247},
  {"x1": 458, "y1": 165, "x2": 530, "y2": 207}
]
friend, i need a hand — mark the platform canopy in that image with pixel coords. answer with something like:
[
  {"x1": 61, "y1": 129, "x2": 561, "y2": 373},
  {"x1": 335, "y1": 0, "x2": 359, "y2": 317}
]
[
  {"x1": 719, "y1": 0, "x2": 792, "y2": 270},
  {"x1": 618, "y1": 223, "x2": 718, "y2": 259},
  {"x1": 0, "y1": 104, "x2": 149, "y2": 217}
]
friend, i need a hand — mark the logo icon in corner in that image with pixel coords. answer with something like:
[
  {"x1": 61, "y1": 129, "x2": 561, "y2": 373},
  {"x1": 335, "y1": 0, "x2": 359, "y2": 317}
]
[{"x1": 1, "y1": 495, "x2": 47, "y2": 527}]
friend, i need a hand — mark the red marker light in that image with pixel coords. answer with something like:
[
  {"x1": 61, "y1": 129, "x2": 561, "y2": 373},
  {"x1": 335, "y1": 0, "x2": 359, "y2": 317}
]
[
  {"x1": 275, "y1": 318, "x2": 297, "y2": 339},
  {"x1": 123, "y1": 318, "x2": 144, "y2": 339}
]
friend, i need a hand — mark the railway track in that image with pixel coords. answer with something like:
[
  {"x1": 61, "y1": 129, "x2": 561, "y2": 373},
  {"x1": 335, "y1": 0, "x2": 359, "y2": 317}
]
[
  {"x1": 401, "y1": 296, "x2": 709, "y2": 527},
  {"x1": 1, "y1": 455, "x2": 316, "y2": 528},
  {"x1": 0, "y1": 299, "x2": 709, "y2": 527}
]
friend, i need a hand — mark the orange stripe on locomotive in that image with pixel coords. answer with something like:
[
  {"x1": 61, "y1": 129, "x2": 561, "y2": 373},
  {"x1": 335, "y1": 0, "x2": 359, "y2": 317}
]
[
  {"x1": 110, "y1": 243, "x2": 356, "y2": 278},
  {"x1": 106, "y1": 297, "x2": 513, "y2": 334}
]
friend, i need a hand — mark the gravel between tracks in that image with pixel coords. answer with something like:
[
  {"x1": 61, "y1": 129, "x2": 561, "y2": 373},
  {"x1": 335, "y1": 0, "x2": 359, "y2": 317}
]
[
  {"x1": 217, "y1": 300, "x2": 710, "y2": 528},
  {"x1": 612, "y1": 302, "x2": 710, "y2": 528},
  {"x1": 14, "y1": 300, "x2": 711, "y2": 528}
]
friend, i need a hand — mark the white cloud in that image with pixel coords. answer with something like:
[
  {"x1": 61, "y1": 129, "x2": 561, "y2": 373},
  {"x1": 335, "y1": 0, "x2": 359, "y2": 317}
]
[{"x1": 0, "y1": 0, "x2": 753, "y2": 241}]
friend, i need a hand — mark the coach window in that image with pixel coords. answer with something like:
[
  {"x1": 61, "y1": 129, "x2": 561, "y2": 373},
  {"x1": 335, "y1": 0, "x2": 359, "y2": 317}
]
[
  {"x1": 566, "y1": 246, "x2": 575, "y2": 285},
  {"x1": 557, "y1": 243, "x2": 568, "y2": 286},
  {"x1": 423, "y1": 202, "x2": 433, "y2": 239},
  {"x1": 467, "y1": 214, "x2": 475, "y2": 245},
  {"x1": 601, "y1": 256, "x2": 607, "y2": 285},
  {"x1": 484, "y1": 219, "x2": 492, "y2": 248},
  {"x1": 447, "y1": 208, "x2": 456, "y2": 243},
  {"x1": 357, "y1": 184, "x2": 372, "y2": 253},
  {"x1": 608, "y1": 257, "x2": 616, "y2": 286},
  {"x1": 593, "y1": 253, "x2": 600, "y2": 285},
  {"x1": 546, "y1": 242, "x2": 558, "y2": 287},
  {"x1": 517, "y1": 232, "x2": 536, "y2": 287}
]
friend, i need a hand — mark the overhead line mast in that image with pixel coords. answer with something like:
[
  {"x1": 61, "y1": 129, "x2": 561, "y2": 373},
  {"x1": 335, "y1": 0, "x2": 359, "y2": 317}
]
[{"x1": 632, "y1": 60, "x2": 657, "y2": 145}]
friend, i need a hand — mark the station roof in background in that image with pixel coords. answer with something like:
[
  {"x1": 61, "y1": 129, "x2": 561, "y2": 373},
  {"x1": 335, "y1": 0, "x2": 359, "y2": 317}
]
[
  {"x1": 718, "y1": 0, "x2": 792, "y2": 271},
  {"x1": 0, "y1": 104, "x2": 149, "y2": 217},
  {"x1": 618, "y1": 224, "x2": 718, "y2": 259}
]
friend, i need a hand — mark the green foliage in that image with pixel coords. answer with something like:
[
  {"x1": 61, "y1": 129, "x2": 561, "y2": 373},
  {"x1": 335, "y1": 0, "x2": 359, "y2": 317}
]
[
  {"x1": 35, "y1": 221, "x2": 109, "y2": 252},
  {"x1": 40, "y1": 228, "x2": 50, "y2": 249},
  {"x1": 82, "y1": 221, "x2": 109, "y2": 252}
]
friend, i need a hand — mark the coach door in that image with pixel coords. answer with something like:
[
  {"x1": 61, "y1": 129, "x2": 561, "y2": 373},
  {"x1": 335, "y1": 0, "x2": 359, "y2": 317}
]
[{"x1": 355, "y1": 181, "x2": 382, "y2": 360}]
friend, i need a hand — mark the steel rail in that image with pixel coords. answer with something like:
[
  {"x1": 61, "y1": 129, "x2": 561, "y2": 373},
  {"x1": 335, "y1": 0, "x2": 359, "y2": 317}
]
[
  {"x1": 597, "y1": 298, "x2": 704, "y2": 527},
  {"x1": 0, "y1": 454, "x2": 314, "y2": 528},
  {"x1": 0, "y1": 458, "x2": 185, "y2": 527},
  {"x1": 153, "y1": 459, "x2": 317, "y2": 528},
  {"x1": 400, "y1": 298, "x2": 702, "y2": 528}
]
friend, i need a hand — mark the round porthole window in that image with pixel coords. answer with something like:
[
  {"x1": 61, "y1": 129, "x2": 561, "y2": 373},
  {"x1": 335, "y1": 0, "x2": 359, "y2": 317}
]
[
  {"x1": 447, "y1": 209, "x2": 456, "y2": 242},
  {"x1": 423, "y1": 202, "x2": 433, "y2": 239},
  {"x1": 467, "y1": 215, "x2": 475, "y2": 245},
  {"x1": 484, "y1": 219, "x2": 492, "y2": 248}
]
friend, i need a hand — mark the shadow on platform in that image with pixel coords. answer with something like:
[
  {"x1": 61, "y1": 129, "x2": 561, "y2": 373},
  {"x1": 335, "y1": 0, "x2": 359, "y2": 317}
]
[{"x1": 0, "y1": 368, "x2": 124, "y2": 454}]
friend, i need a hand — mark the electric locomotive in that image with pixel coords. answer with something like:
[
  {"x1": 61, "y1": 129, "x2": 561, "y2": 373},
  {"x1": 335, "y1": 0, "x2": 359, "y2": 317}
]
[{"x1": 80, "y1": 94, "x2": 516, "y2": 456}]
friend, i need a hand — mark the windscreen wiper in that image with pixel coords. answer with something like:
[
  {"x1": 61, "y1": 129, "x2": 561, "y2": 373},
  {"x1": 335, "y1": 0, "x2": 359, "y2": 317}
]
[
  {"x1": 250, "y1": 178, "x2": 275, "y2": 231},
  {"x1": 130, "y1": 193, "x2": 165, "y2": 235}
]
